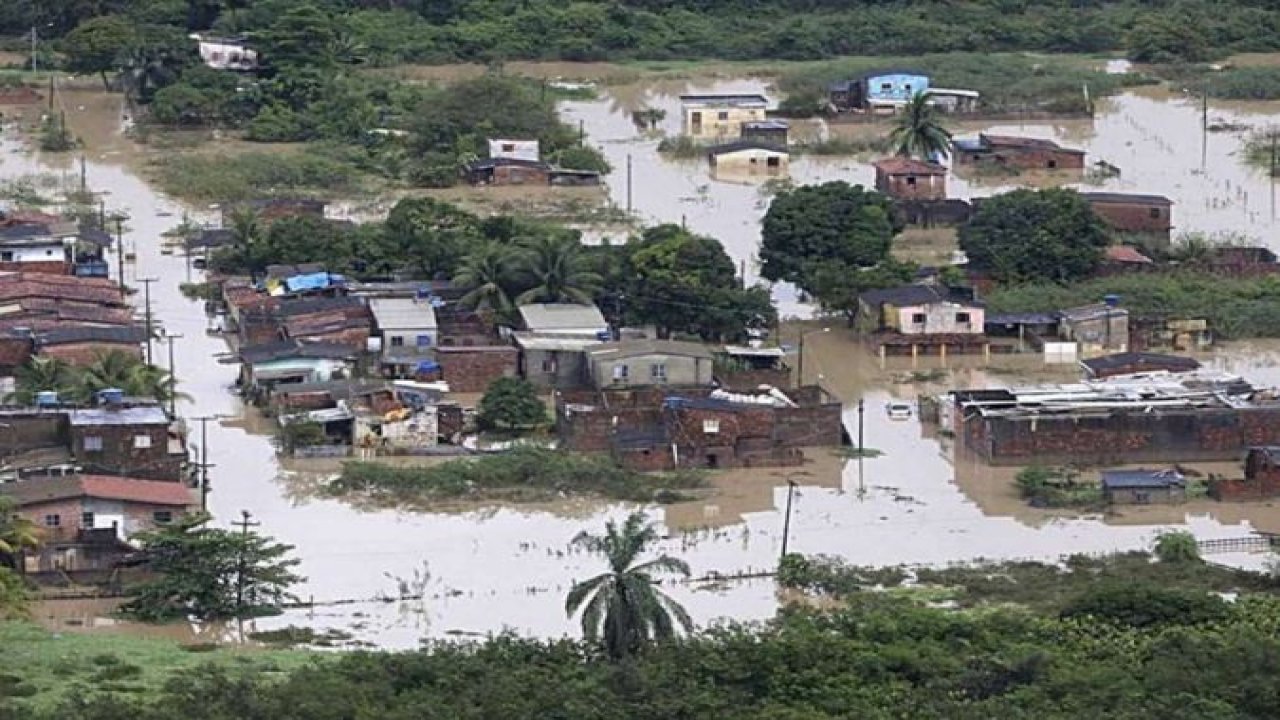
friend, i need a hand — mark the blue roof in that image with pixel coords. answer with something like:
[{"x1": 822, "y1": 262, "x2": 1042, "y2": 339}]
[
  {"x1": 1101, "y1": 469, "x2": 1184, "y2": 489},
  {"x1": 284, "y1": 272, "x2": 335, "y2": 293}
]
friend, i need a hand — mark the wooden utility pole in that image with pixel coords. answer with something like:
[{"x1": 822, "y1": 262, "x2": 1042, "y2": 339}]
[
  {"x1": 190, "y1": 415, "x2": 221, "y2": 511},
  {"x1": 138, "y1": 277, "x2": 158, "y2": 365},
  {"x1": 164, "y1": 332, "x2": 183, "y2": 418},
  {"x1": 114, "y1": 216, "x2": 125, "y2": 293},
  {"x1": 626, "y1": 154, "x2": 633, "y2": 214},
  {"x1": 233, "y1": 510, "x2": 261, "y2": 616}
]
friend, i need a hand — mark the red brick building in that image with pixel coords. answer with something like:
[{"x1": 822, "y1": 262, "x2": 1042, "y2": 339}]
[
  {"x1": 1081, "y1": 192, "x2": 1174, "y2": 248},
  {"x1": 1212, "y1": 446, "x2": 1280, "y2": 501},
  {"x1": 873, "y1": 157, "x2": 947, "y2": 200},
  {"x1": 435, "y1": 345, "x2": 519, "y2": 393},
  {"x1": 953, "y1": 134, "x2": 1085, "y2": 170},
  {"x1": 36, "y1": 325, "x2": 148, "y2": 366},
  {"x1": 68, "y1": 405, "x2": 187, "y2": 481}
]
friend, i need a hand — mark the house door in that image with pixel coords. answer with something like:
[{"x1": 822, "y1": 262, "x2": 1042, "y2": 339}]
[{"x1": 691, "y1": 111, "x2": 702, "y2": 131}]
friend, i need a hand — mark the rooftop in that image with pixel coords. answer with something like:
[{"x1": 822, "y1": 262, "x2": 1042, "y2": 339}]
[
  {"x1": 512, "y1": 332, "x2": 605, "y2": 352},
  {"x1": 1104, "y1": 245, "x2": 1154, "y2": 264},
  {"x1": 707, "y1": 140, "x2": 788, "y2": 156},
  {"x1": 586, "y1": 339, "x2": 715, "y2": 361},
  {"x1": 742, "y1": 120, "x2": 790, "y2": 130},
  {"x1": 860, "y1": 283, "x2": 978, "y2": 308},
  {"x1": 829, "y1": 69, "x2": 929, "y2": 91},
  {"x1": 68, "y1": 405, "x2": 170, "y2": 426},
  {"x1": 1082, "y1": 352, "x2": 1201, "y2": 375},
  {"x1": 1080, "y1": 192, "x2": 1174, "y2": 206},
  {"x1": 873, "y1": 156, "x2": 947, "y2": 175},
  {"x1": 1100, "y1": 468, "x2": 1185, "y2": 490},
  {"x1": 678, "y1": 94, "x2": 769, "y2": 108},
  {"x1": 0, "y1": 474, "x2": 194, "y2": 507},
  {"x1": 38, "y1": 325, "x2": 148, "y2": 346},
  {"x1": 954, "y1": 370, "x2": 1261, "y2": 419},
  {"x1": 980, "y1": 134, "x2": 1084, "y2": 153},
  {"x1": 239, "y1": 339, "x2": 357, "y2": 364},
  {"x1": 518, "y1": 303, "x2": 607, "y2": 333},
  {"x1": 369, "y1": 297, "x2": 438, "y2": 331}
]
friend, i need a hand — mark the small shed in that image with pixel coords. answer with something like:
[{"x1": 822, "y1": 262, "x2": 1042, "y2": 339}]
[
  {"x1": 1101, "y1": 468, "x2": 1186, "y2": 505},
  {"x1": 953, "y1": 134, "x2": 1085, "y2": 170},
  {"x1": 707, "y1": 141, "x2": 788, "y2": 173},
  {"x1": 740, "y1": 120, "x2": 789, "y2": 145},
  {"x1": 873, "y1": 157, "x2": 947, "y2": 201},
  {"x1": 464, "y1": 158, "x2": 552, "y2": 186},
  {"x1": 1080, "y1": 352, "x2": 1201, "y2": 379}
]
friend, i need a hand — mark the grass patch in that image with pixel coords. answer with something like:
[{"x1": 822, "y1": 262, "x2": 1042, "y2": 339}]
[
  {"x1": 0, "y1": 621, "x2": 314, "y2": 714},
  {"x1": 327, "y1": 446, "x2": 707, "y2": 506},
  {"x1": 1015, "y1": 466, "x2": 1104, "y2": 509},
  {"x1": 150, "y1": 150, "x2": 365, "y2": 204},
  {"x1": 792, "y1": 136, "x2": 891, "y2": 156},
  {"x1": 1171, "y1": 65, "x2": 1280, "y2": 100}
]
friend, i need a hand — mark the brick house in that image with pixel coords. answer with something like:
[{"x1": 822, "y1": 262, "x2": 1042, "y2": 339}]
[
  {"x1": 435, "y1": 345, "x2": 519, "y2": 393},
  {"x1": 1080, "y1": 192, "x2": 1174, "y2": 250},
  {"x1": 463, "y1": 158, "x2": 552, "y2": 186},
  {"x1": 68, "y1": 405, "x2": 187, "y2": 481},
  {"x1": 952, "y1": 134, "x2": 1086, "y2": 170},
  {"x1": 873, "y1": 157, "x2": 947, "y2": 200},
  {"x1": 1101, "y1": 468, "x2": 1186, "y2": 505},
  {"x1": 35, "y1": 325, "x2": 148, "y2": 366},
  {"x1": 1212, "y1": 446, "x2": 1280, "y2": 501}
]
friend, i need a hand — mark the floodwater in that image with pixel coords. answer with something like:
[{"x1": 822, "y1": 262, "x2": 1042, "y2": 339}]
[{"x1": 11, "y1": 75, "x2": 1280, "y2": 648}]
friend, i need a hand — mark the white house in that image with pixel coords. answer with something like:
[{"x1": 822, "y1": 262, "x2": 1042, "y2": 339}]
[
  {"x1": 488, "y1": 139, "x2": 541, "y2": 163},
  {"x1": 191, "y1": 34, "x2": 258, "y2": 71},
  {"x1": 369, "y1": 297, "x2": 439, "y2": 377}
]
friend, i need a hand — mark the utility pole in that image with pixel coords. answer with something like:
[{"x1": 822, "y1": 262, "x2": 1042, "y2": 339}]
[
  {"x1": 857, "y1": 397, "x2": 865, "y2": 456},
  {"x1": 79, "y1": 156, "x2": 87, "y2": 195},
  {"x1": 779, "y1": 479, "x2": 798, "y2": 560},
  {"x1": 233, "y1": 510, "x2": 261, "y2": 617},
  {"x1": 164, "y1": 332, "x2": 183, "y2": 418},
  {"x1": 114, "y1": 216, "x2": 125, "y2": 293},
  {"x1": 30, "y1": 27, "x2": 36, "y2": 75},
  {"x1": 138, "y1": 277, "x2": 158, "y2": 365},
  {"x1": 626, "y1": 154, "x2": 633, "y2": 214},
  {"x1": 191, "y1": 415, "x2": 222, "y2": 511}
]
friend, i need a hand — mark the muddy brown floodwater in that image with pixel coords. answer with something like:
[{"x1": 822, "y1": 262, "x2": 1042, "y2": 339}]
[{"x1": 15, "y1": 75, "x2": 1280, "y2": 648}]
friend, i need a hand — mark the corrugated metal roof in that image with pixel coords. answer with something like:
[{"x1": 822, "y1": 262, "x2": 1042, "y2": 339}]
[
  {"x1": 587, "y1": 339, "x2": 715, "y2": 360},
  {"x1": 513, "y1": 332, "x2": 604, "y2": 352},
  {"x1": 369, "y1": 297, "x2": 438, "y2": 331},
  {"x1": 68, "y1": 406, "x2": 170, "y2": 426},
  {"x1": 518, "y1": 303, "x2": 607, "y2": 333},
  {"x1": 1101, "y1": 469, "x2": 1184, "y2": 489}
]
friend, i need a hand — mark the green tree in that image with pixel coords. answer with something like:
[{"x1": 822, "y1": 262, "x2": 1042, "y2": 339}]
[
  {"x1": 0, "y1": 566, "x2": 27, "y2": 618},
  {"x1": 453, "y1": 240, "x2": 518, "y2": 314},
  {"x1": 61, "y1": 15, "x2": 138, "y2": 89},
  {"x1": 889, "y1": 91, "x2": 952, "y2": 160},
  {"x1": 565, "y1": 511, "x2": 692, "y2": 660},
  {"x1": 383, "y1": 197, "x2": 481, "y2": 279},
  {"x1": 1154, "y1": 531, "x2": 1201, "y2": 564},
  {"x1": 7, "y1": 356, "x2": 78, "y2": 405},
  {"x1": 958, "y1": 188, "x2": 1111, "y2": 283},
  {"x1": 1061, "y1": 582, "x2": 1228, "y2": 628},
  {"x1": 513, "y1": 233, "x2": 602, "y2": 305},
  {"x1": 0, "y1": 496, "x2": 39, "y2": 570},
  {"x1": 1127, "y1": 14, "x2": 1211, "y2": 64},
  {"x1": 476, "y1": 377, "x2": 546, "y2": 431},
  {"x1": 78, "y1": 350, "x2": 183, "y2": 404},
  {"x1": 760, "y1": 181, "x2": 899, "y2": 294},
  {"x1": 806, "y1": 257, "x2": 917, "y2": 319},
  {"x1": 258, "y1": 4, "x2": 338, "y2": 69},
  {"x1": 116, "y1": 25, "x2": 199, "y2": 104},
  {"x1": 122, "y1": 514, "x2": 302, "y2": 621}
]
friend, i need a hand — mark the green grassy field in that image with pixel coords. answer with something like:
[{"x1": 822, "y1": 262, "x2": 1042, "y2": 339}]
[{"x1": 0, "y1": 622, "x2": 315, "y2": 713}]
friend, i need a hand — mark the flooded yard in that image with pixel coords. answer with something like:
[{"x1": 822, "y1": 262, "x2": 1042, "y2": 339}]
[{"x1": 14, "y1": 71, "x2": 1280, "y2": 648}]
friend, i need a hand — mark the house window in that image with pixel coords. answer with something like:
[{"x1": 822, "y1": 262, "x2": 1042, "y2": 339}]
[
  {"x1": 1047, "y1": 159, "x2": 1057, "y2": 169},
  {"x1": 541, "y1": 357, "x2": 557, "y2": 373},
  {"x1": 750, "y1": 157, "x2": 758, "y2": 164},
  {"x1": 390, "y1": 336, "x2": 405, "y2": 347},
  {"x1": 0, "y1": 252, "x2": 12, "y2": 262},
  {"x1": 415, "y1": 334, "x2": 432, "y2": 348},
  {"x1": 1149, "y1": 207, "x2": 1161, "y2": 219},
  {"x1": 703, "y1": 419, "x2": 720, "y2": 434},
  {"x1": 133, "y1": 434, "x2": 152, "y2": 449},
  {"x1": 81, "y1": 511, "x2": 94, "y2": 527},
  {"x1": 956, "y1": 312, "x2": 971, "y2": 324},
  {"x1": 153, "y1": 511, "x2": 173, "y2": 524},
  {"x1": 766, "y1": 156, "x2": 780, "y2": 168},
  {"x1": 911, "y1": 313, "x2": 927, "y2": 324},
  {"x1": 650, "y1": 363, "x2": 667, "y2": 380},
  {"x1": 613, "y1": 364, "x2": 629, "y2": 381},
  {"x1": 502, "y1": 143, "x2": 515, "y2": 152},
  {"x1": 43, "y1": 514, "x2": 60, "y2": 528},
  {"x1": 691, "y1": 111, "x2": 702, "y2": 126},
  {"x1": 880, "y1": 82, "x2": 893, "y2": 92},
  {"x1": 83, "y1": 436, "x2": 104, "y2": 452},
  {"x1": 906, "y1": 176, "x2": 917, "y2": 186},
  {"x1": 717, "y1": 111, "x2": 729, "y2": 121}
]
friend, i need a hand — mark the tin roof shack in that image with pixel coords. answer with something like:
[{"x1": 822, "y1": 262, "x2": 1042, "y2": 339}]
[
  {"x1": 36, "y1": 325, "x2": 148, "y2": 366},
  {"x1": 858, "y1": 284, "x2": 988, "y2": 357},
  {"x1": 370, "y1": 297, "x2": 438, "y2": 378},
  {"x1": 1081, "y1": 352, "x2": 1201, "y2": 379},
  {"x1": 1214, "y1": 446, "x2": 1280, "y2": 501},
  {"x1": 0, "y1": 223, "x2": 74, "y2": 275},
  {"x1": 679, "y1": 94, "x2": 769, "y2": 139},
  {"x1": 587, "y1": 340, "x2": 715, "y2": 389},
  {"x1": 873, "y1": 157, "x2": 946, "y2": 201},
  {"x1": 192, "y1": 34, "x2": 258, "y2": 71},
  {"x1": 925, "y1": 88, "x2": 980, "y2": 114},
  {"x1": 829, "y1": 70, "x2": 930, "y2": 113},
  {"x1": 435, "y1": 345, "x2": 518, "y2": 393},
  {"x1": 464, "y1": 158, "x2": 552, "y2": 186},
  {"x1": 952, "y1": 134, "x2": 1085, "y2": 170},
  {"x1": 68, "y1": 404, "x2": 186, "y2": 481},
  {"x1": 741, "y1": 120, "x2": 789, "y2": 145},
  {"x1": 267, "y1": 379, "x2": 396, "y2": 414},
  {"x1": 1080, "y1": 192, "x2": 1174, "y2": 251},
  {"x1": 488, "y1": 139, "x2": 540, "y2": 162},
  {"x1": 236, "y1": 340, "x2": 357, "y2": 399},
  {"x1": 1059, "y1": 302, "x2": 1129, "y2": 355},
  {"x1": 707, "y1": 141, "x2": 788, "y2": 179},
  {"x1": 953, "y1": 371, "x2": 1280, "y2": 466},
  {"x1": 1101, "y1": 468, "x2": 1186, "y2": 505},
  {"x1": 715, "y1": 345, "x2": 790, "y2": 390},
  {"x1": 518, "y1": 303, "x2": 609, "y2": 337}
]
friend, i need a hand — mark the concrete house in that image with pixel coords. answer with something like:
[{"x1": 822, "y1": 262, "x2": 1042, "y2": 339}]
[
  {"x1": 740, "y1": 120, "x2": 789, "y2": 145},
  {"x1": 873, "y1": 157, "x2": 947, "y2": 200},
  {"x1": 0, "y1": 223, "x2": 74, "y2": 274},
  {"x1": 586, "y1": 340, "x2": 715, "y2": 388},
  {"x1": 1059, "y1": 302, "x2": 1129, "y2": 355},
  {"x1": 515, "y1": 303, "x2": 609, "y2": 388},
  {"x1": 36, "y1": 326, "x2": 148, "y2": 366},
  {"x1": 1, "y1": 474, "x2": 194, "y2": 541},
  {"x1": 679, "y1": 94, "x2": 769, "y2": 139},
  {"x1": 858, "y1": 284, "x2": 984, "y2": 335},
  {"x1": 1101, "y1": 468, "x2": 1186, "y2": 505},
  {"x1": 237, "y1": 339, "x2": 357, "y2": 394},
  {"x1": 829, "y1": 69, "x2": 929, "y2": 112},
  {"x1": 463, "y1": 158, "x2": 552, "y2": 186},
  {"x1": 68, "y1": 403, "x2": 187, "y2": 481},
  {"x1": 369, "y1": 296, "x2": 438, "y2": 378},
  {"x1": 707, "y1": 141, "x2": 789, "y2": 176},
  {"x1": 952, "y1": 134, "x2": 1086, "y2": 170},
  {"x1": 487, "y1": 139, "x2": 540, "y2": 162},
  {"x1": 1080, "y1": 192, "x2": 1174, "y2": 250},
  {"x1": 192, "y1": 34, "x2": 258, "y2": 71}
]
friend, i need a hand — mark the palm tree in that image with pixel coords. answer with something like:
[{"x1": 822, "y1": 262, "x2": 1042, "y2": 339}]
[
  {"x1": 889, "y1": 92, "x2": 952, "y2": 161},
  {"x1": 79, "y1": 350, "x2": 185, "y2": 404},
  {"x1": 453, "y1": 241, "x2": 518, "y2": 313},
  {"x1": 7, "y1": 357, "x2": 77, "y2": 404},
  {"x1": 565, "y1": 512, "x2": 692, "y2": 660},
  {"x1": 513, "y1": 234, "x2": 602, "y2": 305},
  {"x1": 0, "y1": 497, "x2": 39, "y2": 569}
]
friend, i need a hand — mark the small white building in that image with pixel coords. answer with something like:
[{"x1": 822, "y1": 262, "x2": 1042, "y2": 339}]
[
  {"x1": 679, "y1": 94, "x2": 769, "y2": 139},
  {"x1": 707, "y1": 141, "x2": 788, "y2": 174},
  {"x1": 488, "y1": 139, "x2": 541, "y2": 163},
  {"x1": 191, "y1": 34, "x2": 258, "y2": 71}
]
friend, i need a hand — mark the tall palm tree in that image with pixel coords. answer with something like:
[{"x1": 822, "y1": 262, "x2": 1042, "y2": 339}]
[
  {"x1": 889, "y1": 92, "x2": 952, "y2": 161},
  {"x1": 565, "y1": 512, "x2": 692, "y2": 660},
  {"x1": 7, "y1": 357, "x2": 77, "y2": 404},
  {"x1": 0, "y1": 497, "x2": 39, "y2": 569},
  {"x1": 79, "y1": 350, "x2": 184, "y2": 404},
  {"x1": 453, "y1": 241, "x2": 518, "y2": 313},
  {"x1": 514, "y1": 234, "x2": 602, "y2": 305}
]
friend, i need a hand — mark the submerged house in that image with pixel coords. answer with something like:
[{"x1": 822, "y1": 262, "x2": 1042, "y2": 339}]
[
  {"x1": 679, "y1": 94, "x2": 769, "y2": 138},
  {"x1": 1080, "y1": 192, "x2": 1174, "y2": 250},
  {"x1": 1101, "y1": 468, "x2": 1186, "y2": 505},
  {"x1": 873, "y1": 157, "x2": 947, "y2": 201},
  {"x1": 829, "y1": 70, "x2": 929, "y2": 112},
  {"x1": 858, "y1": 284, "x2": 988, "y2": 356},
  {"x1": 1080, "y1": 352, "x2": 1200, "y2": 380},
  {"x1": 707, "y1": 141, "x2": 788, "y2": 175},
  {"x1": 740, "y1": 120, "x2": 789, "y2": 145},
  {"x1": 952, "y1": 134, "x2": 1085, "y2": 170}
]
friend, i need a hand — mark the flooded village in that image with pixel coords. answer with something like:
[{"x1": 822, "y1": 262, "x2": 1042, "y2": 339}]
[{"x1": 8, "y1": 49, "x2": 1280, "y2": 652}]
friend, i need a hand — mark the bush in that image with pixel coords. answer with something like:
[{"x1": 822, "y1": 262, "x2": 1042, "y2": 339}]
[
  {"x1": 151, "y1": 152, "x2": 360, "y2": 203},
  {"x1": 1061, "y1": 582, "x2": 1229, "y2": 628},
  {"x1": 476, "y1": 377, "x2": 546, "y2": 432}
]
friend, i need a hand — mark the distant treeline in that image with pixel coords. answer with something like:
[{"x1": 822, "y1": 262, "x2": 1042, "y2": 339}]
[{"x1": 6, "y1": 0, "x2": 1280, "y2": 65}]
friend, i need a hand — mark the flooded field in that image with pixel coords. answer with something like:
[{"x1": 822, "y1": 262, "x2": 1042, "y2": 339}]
[{"x1": 12, "y1": 71, "x2": 1280, "y2": 648}]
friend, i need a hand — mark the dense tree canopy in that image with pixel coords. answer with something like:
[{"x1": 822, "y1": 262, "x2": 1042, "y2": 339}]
[
  {"x1": 959, "y1": 188, "x2": 1112, "y2": 283},
  {"x1": 476, "y1": 377, "x2": 546, "y2": 431}
]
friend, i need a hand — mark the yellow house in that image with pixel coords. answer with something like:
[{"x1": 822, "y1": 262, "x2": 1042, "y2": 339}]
[
  {"x1": 707, "y1": 141, "x2": 788, "y2": 180},
  {"x1": 679, "y1": 94, "x2": 769, "y2": 139}
]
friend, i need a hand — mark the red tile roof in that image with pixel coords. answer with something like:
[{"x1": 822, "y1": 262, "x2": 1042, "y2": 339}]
[
  {"x1": 873, "y1": 156, "x2": 947, "y2": 175},
  {"x1": 0, "y1": 474, "x2": 195, "y2": 507},
  {"x1": 1105, "y1": 245, "x2": 1154, "y2": 264}
]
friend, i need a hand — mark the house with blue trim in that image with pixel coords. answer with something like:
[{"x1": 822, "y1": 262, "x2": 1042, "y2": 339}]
[{"x1": 829, "y1": 69, "x2": 930, "y2": 111}]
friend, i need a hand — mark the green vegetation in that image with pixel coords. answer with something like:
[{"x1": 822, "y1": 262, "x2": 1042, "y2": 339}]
[
  {"x1": 38, "y1": 114, "x2": 74, "y2": 152},
  {"x1": 1198, "y1": 66, "x2": 1280, "y2": 100},
  {"x1": 1154, "y1": 530, "x2": 1202, "y2": 564},
  {"x1": 9, "y1": 352, "x2": 181, "y2": 406},
  {"x1": 476, "y1": 377, "x2": 547, "y2": 431},
  {"x1": 987, "y1": 272, "x2": 1280, "y2": 340},
  {"x1": 889, "y1": 92, "x2": 952, "y2": 160},
  {"x1": 960, "y1": 188, "x2": 1112, "y2": 283},
  {"x1": 121, "y1": 515, "x2": 303, "y2": 622},
  {"x1": 1015, "y1": 466, "x2": 1104, "y2": 509},
  {"x1": 328, "y1": 447, "x2": 706, "y2": 505},
  {"x1": 1244, "y1": 128, "x2": 1280, "y2": 176},
  {"x1": 150, "y1": 151, "x2": 362, "y2": 204},
  {"x1": 566, "y1": 512, "x2": 692, "y2": 660}
]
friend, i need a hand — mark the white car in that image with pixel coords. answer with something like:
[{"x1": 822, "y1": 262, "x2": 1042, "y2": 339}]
[{"x1": 886, "y1": 401, "x2": 913, "y2": 420}]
